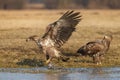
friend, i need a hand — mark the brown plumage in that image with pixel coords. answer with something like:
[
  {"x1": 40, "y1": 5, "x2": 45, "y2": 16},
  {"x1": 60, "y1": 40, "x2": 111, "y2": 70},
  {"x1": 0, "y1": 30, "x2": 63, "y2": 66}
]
[
  {"x1": 42, "y1": 10, "x2": 82, "y2": 47},
  {"x1": 26, "y1": 35, "x2": 42, "y2": 49},
  {"x1": 27, "y1": 11, "x2": 82, "y2": 65},
  {"x1": 77, "y1": 35, "x2": 112, "y2": 64}
]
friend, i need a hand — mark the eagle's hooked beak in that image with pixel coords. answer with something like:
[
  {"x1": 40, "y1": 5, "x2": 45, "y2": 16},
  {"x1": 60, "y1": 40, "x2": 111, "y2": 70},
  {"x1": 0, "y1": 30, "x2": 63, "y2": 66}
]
[
  {"x1": 26, "y1": 35, "x2": 39, "y2": 42},
  {"x1": 103, "y1": 35, "x2": 113, "y2": 41}
]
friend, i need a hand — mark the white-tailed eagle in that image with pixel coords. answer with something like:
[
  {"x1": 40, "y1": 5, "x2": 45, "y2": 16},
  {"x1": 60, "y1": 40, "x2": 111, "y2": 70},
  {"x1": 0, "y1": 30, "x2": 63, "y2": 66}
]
[
  {"x1": 26, "y1": 11, "x2": 82, "y2": 65},
  {"x1": 77, "y1": 35, "x2": 112, "y2": 65}
]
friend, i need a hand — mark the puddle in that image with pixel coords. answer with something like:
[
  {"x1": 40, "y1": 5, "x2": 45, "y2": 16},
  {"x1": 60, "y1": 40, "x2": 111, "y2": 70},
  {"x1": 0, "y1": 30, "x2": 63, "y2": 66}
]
[{"x1": 0, "y1": 67, "x2": 120, "y2": 80}]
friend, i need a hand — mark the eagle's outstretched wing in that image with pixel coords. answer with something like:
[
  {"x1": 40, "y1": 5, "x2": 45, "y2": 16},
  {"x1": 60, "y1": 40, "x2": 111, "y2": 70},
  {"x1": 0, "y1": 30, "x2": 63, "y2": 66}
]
[{"x1": 42, "y1": 10, "x2": 82, "y2": 47}]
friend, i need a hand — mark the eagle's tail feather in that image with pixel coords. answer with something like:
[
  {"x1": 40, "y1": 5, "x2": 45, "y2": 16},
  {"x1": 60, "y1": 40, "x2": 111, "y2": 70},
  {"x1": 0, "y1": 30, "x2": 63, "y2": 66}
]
[{"x1": 61, "y1": 57, "x2": 70, "y2": 62}]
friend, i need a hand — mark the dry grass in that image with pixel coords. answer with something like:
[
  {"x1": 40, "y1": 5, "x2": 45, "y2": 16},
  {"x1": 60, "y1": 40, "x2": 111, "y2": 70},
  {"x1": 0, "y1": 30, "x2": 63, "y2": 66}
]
[{"x1": 0, "y1": 10, "x2": 120, "y2": 68}]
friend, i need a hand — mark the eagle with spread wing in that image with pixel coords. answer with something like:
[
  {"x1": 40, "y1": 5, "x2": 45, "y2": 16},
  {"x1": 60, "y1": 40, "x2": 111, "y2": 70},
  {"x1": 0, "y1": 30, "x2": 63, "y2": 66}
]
[
  {"x1": 77, "y1": 35, "x2": 112, "y2": 65},
  {"x1": 26, "y1": 11, "x2": 82, "y2": 65}
]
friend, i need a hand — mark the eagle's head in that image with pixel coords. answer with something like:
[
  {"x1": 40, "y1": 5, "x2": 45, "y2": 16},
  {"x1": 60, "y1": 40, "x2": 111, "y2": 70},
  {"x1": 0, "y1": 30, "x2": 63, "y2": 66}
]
[
  {"x1": 103, "y1": 35, "x2": 113, "y2": 42},
  {"x1": 26, "y1": 35, "x2": 39, "y2": 42},
  {"x1": 103, "y1": 35, "x2": 113, "y2": 51},
  {"x1": 26, "y1": 35, "x2": 43, "y2": 49}
]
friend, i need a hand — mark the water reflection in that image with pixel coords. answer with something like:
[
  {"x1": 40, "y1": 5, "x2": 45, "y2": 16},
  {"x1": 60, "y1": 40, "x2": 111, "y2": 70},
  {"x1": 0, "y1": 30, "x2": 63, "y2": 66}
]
[
  {"x1": 89, "y1": 68, "x2": 109, "y2": 80},
  {"x1": 0, "y1": 67, "x2": 120, "y2": 80}
]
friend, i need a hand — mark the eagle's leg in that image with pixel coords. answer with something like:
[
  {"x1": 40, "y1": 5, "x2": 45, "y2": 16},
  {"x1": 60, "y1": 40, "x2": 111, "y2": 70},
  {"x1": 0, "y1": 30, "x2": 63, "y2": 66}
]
[
  {"x1": 46, "y1": 55, "x2": 49, "y2": 61},
  {"x1": 46, "y1": 57, "x2": 54, "y2": 69},
  {"x1": 93, "y1": 55, "x2": 96, "y2": 64},
  {"x1": 46, "y1": 57, "x2": 52, "y2": 64},
  {"x1": 93, "y1": 52, "x2": 101, "y2": 65},
  {"x1": 99, "y1": 54, "x2": 104, "y2": 64},
  {"x1": 45, "y1": 53, "x2": 51, "y2": 64}
]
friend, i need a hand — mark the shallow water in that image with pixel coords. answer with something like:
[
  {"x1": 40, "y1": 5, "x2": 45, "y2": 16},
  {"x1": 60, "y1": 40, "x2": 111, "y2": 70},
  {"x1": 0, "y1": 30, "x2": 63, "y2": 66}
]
[{"x1": 0, "y1": 67, "x2": 120, "y2": 80}]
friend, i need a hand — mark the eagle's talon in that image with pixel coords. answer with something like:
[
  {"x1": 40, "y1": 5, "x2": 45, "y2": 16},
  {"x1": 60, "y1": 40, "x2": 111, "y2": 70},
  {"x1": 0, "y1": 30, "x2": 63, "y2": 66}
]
[{"x1": 48, "y1": 63, "x2": 54, "y2": 69}]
